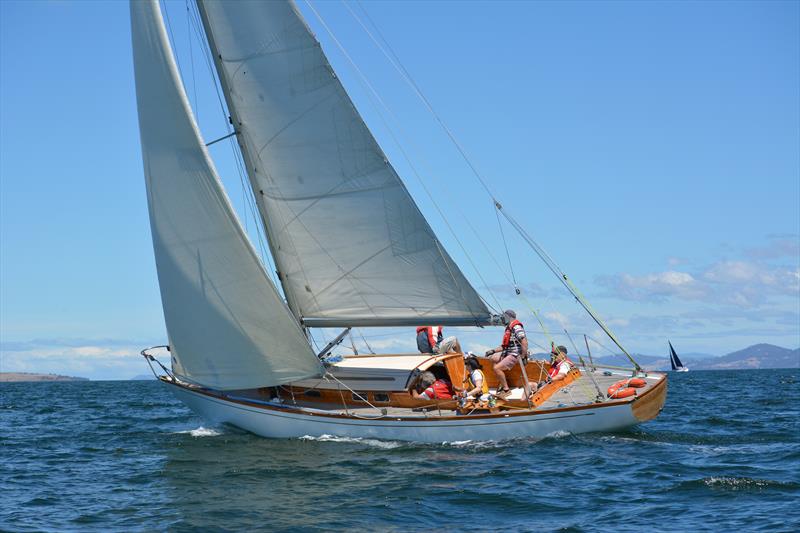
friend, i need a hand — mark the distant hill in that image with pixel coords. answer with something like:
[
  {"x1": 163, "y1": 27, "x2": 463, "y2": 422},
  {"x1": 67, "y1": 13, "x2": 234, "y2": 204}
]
[
  {"x1": 0, "y1": 372, "x2": 89, "y2": 382},
  {"x1": 130, "y1": 374, "x2": 157, "y2": 380},
  {"x1": 592, "y1": 343, "x2": 799, "y2": 371},
  {"x1": 692, "y1": 344, "x2": 799, "y2": 370}
]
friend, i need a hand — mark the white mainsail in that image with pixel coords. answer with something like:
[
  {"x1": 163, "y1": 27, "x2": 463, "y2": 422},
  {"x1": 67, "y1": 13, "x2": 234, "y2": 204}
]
[
  {"x1": 130, "y1": 0, "x2": 322, "y2": 390},
  {"x1": 196, "y1": 0, "x2": 492, "y2": 328}
]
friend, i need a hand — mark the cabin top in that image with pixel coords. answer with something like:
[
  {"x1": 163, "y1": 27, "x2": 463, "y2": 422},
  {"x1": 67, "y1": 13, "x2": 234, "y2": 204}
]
[{"x1": 330, "y1": 353, "x2": 451, "y2": 372}]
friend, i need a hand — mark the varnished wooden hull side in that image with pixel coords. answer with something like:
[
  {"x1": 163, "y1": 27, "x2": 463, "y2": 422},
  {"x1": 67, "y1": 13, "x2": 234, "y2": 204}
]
[
  {"x1": 631, "y1": 375, "x2": 667, "y2": 422},
  {"x1": 164, "y1": 373, "x2": 668, "y2": 443}
]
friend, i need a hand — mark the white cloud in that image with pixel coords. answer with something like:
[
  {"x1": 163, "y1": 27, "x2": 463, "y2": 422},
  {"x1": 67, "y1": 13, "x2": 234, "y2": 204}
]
[
  {"x1": 0, "y1": 340, "x2": 151, "y2": 380},
  {"x1": 597, "y1": 270, "x2": 707, "y2": 301},
  {"x1": 543, "y1": 311, "x2": 569, "y2": 328},
  {"x1": 598, "y1": 260, "x2": 799, "y2": 306}
]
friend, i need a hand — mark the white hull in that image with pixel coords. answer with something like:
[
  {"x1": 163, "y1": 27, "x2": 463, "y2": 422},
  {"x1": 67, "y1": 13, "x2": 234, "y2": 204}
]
[
  {"x1": 676, "y1": 368, "x2": 689, "y2": 372},
  {"x1": 168, "y1": 381, "x2": 650, "y2": 443}
]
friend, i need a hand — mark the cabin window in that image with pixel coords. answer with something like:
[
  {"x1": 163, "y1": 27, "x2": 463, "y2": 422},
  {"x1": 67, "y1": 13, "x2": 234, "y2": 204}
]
[
  {"x1": 351, "y1": 391, "x2": 369, "y2": 402},
  {"x1": 303, "y1": 390, "x2": 321, "y2": 398},
  {"x1": 374, "y1": 393, "x2": 390, "y2": 403}
]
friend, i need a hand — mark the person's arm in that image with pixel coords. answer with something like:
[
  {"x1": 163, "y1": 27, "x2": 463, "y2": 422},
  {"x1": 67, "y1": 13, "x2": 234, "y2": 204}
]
[
  {"x1": 427, "y1": 328, "x2": 437, "y2": 350},
  {"x1": 485, "y1": 346, "x2": 503, "y2": 356},
  {"x1": 521, "y1": 336, "x2": 529, "y2": 357},
  {"x1": 412, "y1": 384, "x2": 434, "y2": 400},
  {"x1": 465, "y1": 372, "x2": 483, "y2": 397},
  {"x1": 411, "y1": 389, "x2": 432, "y2": 400}
]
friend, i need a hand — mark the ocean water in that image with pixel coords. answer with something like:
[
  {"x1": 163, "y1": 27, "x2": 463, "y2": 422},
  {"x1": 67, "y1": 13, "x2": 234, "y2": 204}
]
[{"x1": 2, "y1": 369, "x2": 798, "y2": 532}]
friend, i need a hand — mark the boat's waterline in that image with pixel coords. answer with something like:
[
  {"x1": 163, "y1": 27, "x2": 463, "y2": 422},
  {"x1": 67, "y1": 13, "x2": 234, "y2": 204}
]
[{"x1": 165, "y1": 374, "x2": 667, "y2": 443}]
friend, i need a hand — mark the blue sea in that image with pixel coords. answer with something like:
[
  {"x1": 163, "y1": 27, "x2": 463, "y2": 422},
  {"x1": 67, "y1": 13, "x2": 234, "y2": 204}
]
[{"x1": 2, "y1": 369, "x2": 798, "y2": 531}]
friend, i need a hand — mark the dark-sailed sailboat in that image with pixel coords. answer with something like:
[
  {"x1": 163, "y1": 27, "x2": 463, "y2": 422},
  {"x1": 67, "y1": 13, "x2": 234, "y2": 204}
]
[{"x1": 669, "y1": 341, "x2": 689, "y2": 372}]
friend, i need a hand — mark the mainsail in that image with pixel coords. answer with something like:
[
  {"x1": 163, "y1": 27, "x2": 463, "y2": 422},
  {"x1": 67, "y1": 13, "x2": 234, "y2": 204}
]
[
  {"x1": 130, "y1": 0, "x2": 322, "y2": 389},
  {"x1": 668, "y1": 341, "x2": 684, "y2": 371},
  {"x1": 196, "y1": 0, "x2": 492, "y2": 327}
]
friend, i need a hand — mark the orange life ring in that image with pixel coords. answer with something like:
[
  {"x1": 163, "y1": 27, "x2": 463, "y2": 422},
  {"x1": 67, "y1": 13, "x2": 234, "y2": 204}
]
[
  {"x1": 608, "y1": 378, "x2": 645, "y2": 392},
  {"x1": 607, "y1": 387, "x2": 636, "y2": 399},
  {"x1": 607, "y1": 378, "x2": 645, "y2": 398}
]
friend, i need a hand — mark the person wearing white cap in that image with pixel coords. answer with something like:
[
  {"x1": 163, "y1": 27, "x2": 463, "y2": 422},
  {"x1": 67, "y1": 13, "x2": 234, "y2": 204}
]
[{"x1": 484, "y1": 309, "x2": 527, "y2": 396}]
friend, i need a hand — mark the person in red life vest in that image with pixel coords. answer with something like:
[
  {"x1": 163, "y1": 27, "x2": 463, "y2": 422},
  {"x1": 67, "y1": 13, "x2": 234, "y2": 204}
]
[
  {"x1": 484, "y1": 309, "x2": 527, "y2": 396},
  {"x1": 409, "y1": 371, "x2": 455, "y2": 401},
  {"x1": 548, "y1": 345, "x2": 574, "y2": 383},
  {"x1": 415, "y1": 326, "x2": 462, "y2": 354},
  {"x1": 529, "y1": 345, "x2": 574, "y2": 394}
]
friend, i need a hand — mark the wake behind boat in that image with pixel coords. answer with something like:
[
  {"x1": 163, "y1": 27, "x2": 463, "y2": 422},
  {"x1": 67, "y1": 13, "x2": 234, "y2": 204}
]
[{"x1": 131, "y1": 0, "x2": 667, "y2": 442}]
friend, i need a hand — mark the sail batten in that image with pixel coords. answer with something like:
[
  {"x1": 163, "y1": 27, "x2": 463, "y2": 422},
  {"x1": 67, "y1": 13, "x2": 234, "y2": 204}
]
[
  {"x1": 130, "y1": 0, "x2": 322, "y2": 390},
  {"x1": 196, "y1": 0, "x2": 492, "y2": 326}
]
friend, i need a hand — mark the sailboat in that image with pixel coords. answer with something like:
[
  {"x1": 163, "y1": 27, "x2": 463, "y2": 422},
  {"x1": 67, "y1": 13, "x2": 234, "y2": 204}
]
[
  {"x1": 131, "y1": 0, "x2": 667, "y2": 443},
  {"x1": 668, "y1": 341, "x2": 689, "y2": 372}
]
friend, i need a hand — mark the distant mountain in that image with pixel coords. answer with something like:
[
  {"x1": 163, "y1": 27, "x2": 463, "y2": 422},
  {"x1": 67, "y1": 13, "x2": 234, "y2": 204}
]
[
  {"x1": 693, "y1": 344, "x2": 799, "y2": 370},
  {"x1": 591, "y1": 343, "x2": 799, "y2": 371},
  {"x1": 0, "y1": 372, "x2": 89, "y2": 382},
  {"x1": 130, "y1": 374, "x2": 157, "y2": 380}
]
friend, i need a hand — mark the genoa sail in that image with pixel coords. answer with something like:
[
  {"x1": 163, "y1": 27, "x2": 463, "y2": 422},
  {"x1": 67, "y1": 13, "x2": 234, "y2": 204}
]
[
  {"x1": 130, "y1": 0, "x2": 322, "y2": 389},
  {"x1": 196, "y1": 0, "x2": 492, "y2": 328},
  {"x1": 668, "y1": 341, "x2": 684, "y2": 371}
]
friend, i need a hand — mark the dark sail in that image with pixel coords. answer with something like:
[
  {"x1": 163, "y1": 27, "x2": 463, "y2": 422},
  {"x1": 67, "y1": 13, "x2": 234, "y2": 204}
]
[{"x1": 668, "y1": 341, "x2": 684, "y2": 370}]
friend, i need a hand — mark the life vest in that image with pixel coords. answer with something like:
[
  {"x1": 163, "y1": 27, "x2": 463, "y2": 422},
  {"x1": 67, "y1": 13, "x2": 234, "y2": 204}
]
[
  {"x1": 548, "y1": 357, "x2": 575, "y2": 378},
  {"x1": 468, "y1": 369, "x2": 489, "y2": 395},
  {"x1": 424, "y1": 379, "x2": 454, "y2": 400},
  {"x1": 416, "y1": 326, "x2": 443, "y2": 353},
  {"x1": 501, "y1": 320, "x2": 523, "y2": 354}
]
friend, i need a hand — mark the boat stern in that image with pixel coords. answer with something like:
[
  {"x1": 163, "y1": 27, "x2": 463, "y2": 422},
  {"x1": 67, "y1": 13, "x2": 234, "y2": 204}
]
[{"x1": 630, "y1": 373, "x2": 668, "y2": 422}]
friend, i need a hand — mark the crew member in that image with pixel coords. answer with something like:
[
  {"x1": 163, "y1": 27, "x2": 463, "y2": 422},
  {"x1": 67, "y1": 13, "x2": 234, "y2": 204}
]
[
  {"x1": 548, "y1": 345, "x2": 574, "y2": 383},
  {"x1": 463, "y1": 355, "x2": 489, "y2": 400},
  {"x1": 484, "y1": 309, "x2": 527, "y2": 396},
  {"x1": 410, "y1": 371, "x2": 455, "y2": 400},
  {"x1": 416, "y1": 326, "x2": 462, "y2": 354}
]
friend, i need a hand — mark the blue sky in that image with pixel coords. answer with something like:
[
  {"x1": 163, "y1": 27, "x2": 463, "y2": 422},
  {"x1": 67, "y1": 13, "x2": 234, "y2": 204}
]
[{"x1": 1, "y1": 0, "x2": 798, "y2": 379}]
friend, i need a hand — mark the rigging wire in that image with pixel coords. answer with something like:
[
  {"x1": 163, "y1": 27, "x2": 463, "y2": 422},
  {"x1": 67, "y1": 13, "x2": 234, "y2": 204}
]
[
  {"x1": 348, "y1": 0, "x2": 496, "y2": 200},
  {"x1": 161, "y1": 2, "x2": 183, "y2": 81},
  {"x1": 494, "y1": 204, "x2": 518, "y2": 290},
  {"x1": 500, "y1": 209, "x2": 640, "y2": 370},
  {"x1": 186, "y1": 0, "x2": 198, "y2": 123},
  {"x1": 357, "y1": 328, "x2": 377, "y2": 354},
  {"x1": 346, "y1": 0, "x2": 640, "y2": 370}
]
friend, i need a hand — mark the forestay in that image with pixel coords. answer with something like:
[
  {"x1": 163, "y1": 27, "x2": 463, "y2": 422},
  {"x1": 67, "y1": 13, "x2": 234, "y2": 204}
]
[
  {"x1": 130, "y1": 0, "x2": 322, "y2": 389},
  {"x1": 197, "y1": 0, "x2": 492, "y2": 327}
]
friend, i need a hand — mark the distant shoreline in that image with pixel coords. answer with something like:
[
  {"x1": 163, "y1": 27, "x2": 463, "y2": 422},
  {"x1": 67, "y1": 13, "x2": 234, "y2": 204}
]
[{"x1": 0, "y1": 373, "x2": 89, "y2": 383}]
